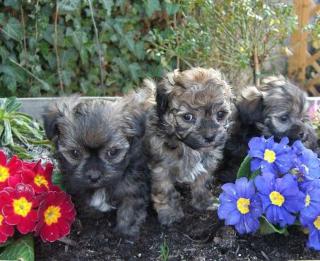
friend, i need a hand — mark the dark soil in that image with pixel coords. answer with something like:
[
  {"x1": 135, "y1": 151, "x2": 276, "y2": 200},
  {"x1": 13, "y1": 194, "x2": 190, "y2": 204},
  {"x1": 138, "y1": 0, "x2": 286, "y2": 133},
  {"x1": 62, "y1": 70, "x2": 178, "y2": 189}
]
[{"x1": 36, "y1": 186, "x2": 320, "y2": 261}]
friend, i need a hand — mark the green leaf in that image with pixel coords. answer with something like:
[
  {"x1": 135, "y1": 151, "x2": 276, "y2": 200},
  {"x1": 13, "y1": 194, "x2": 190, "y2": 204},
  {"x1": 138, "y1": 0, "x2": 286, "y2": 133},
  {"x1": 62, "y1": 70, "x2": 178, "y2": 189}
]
[
  {"x1": 4, "y1": 97, "x2": 21, "y2": 113},
  {"x1": 52, "y1": 171, "x2": 65, "y2": 191},
  {"x1": 0, "y1": 234, "x2": 34, "y2": 261},
  {"x1": 59, "y1": 0, "x2": 81, "y2": 12},
  {"x1": 4, "y1": 0, "x2": 21, "y2": 10},
  {"x1": 145, "y1": 0, "x2": 161, "y2": 17},
  {"x1": 3, "y1": 17, "x2": 22, "y2": 41},
  {"x1": 2, "y1": 119, "x2": 13, "y2": 146},
  {"x1": 236, "y1": 156, "x2": 260, "y2": 179},
  {"x1": 100, "y1": 0, "x2": 114, "y2": 16},
  {"x1": 236, "y1": 156, "x2": 252, "y2": 179},
  {"x1": 259, "y1": 216, "x2": 289, "y2": 235}
]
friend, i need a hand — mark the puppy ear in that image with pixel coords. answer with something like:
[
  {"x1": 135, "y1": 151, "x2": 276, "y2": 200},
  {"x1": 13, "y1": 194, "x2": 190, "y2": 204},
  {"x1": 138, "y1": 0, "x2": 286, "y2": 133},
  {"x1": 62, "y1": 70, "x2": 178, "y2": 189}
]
[
  {"x1": 42, "y1": 96, "x2": 80, "y2": 142},
  {"x1": 237, "y1": 86, "x2": 263, "y2": 124},
  {"x1": 156, "y1": 71, "x2": 176, "y2": 117}
]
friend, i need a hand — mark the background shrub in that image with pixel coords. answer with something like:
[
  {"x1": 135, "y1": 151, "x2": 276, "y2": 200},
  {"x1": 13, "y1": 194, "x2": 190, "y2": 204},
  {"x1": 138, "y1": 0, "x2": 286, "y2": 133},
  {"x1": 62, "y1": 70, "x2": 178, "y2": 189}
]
[{"x1": 0, "y1": 0, "x2": 296, "y2": 97}]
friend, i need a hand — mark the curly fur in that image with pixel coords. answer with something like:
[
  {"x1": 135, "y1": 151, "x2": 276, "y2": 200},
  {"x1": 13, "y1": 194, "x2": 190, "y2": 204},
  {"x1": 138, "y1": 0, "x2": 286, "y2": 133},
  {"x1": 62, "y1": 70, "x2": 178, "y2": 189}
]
[
  {"x1": 218, "y1": 76, "x2": 319, "y2": 182},
  {"x1": 143, "y1": 68, "x2": 234, "y2": 225},
  {"x1": 42, "y1": 85, "x2": 154, "y2": 238}
]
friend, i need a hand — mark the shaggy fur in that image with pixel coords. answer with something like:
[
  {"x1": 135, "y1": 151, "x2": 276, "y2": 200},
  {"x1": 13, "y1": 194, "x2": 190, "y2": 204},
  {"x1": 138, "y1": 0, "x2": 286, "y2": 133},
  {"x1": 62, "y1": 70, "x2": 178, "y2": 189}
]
[
  {"x1": 144, "y1": 68, "x2": 234, "y2": 225},
  {"x1": 42, "y1": 85, "x2": 154, "y2": 238},
  {"x1": 219, "y1": 76, "x2": 319, "y2": 182}
]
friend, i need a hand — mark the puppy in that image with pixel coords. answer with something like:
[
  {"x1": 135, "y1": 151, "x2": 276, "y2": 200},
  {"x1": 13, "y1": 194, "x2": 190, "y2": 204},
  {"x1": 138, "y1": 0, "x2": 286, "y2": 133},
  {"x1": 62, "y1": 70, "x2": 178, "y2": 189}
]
[
  {"x1": 144, "y1": 68, "x2": 234, "y2": 225},
  {"x1": 219, "y1": 76, "x2": 319, "y2": 182},
  {"x1": 42, "y1": 85, "x2": 154, "y2": 238}
]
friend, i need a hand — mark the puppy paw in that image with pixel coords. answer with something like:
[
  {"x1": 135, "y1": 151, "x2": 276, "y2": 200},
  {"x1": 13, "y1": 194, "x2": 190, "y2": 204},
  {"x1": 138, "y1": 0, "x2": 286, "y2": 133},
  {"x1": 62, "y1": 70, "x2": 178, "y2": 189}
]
[
  {"x1": 114, "y1": 223, "x2": 140, "y2": 241},
  {"x1": 157, "y1": 206, "x2": 184, "y2": 226}
]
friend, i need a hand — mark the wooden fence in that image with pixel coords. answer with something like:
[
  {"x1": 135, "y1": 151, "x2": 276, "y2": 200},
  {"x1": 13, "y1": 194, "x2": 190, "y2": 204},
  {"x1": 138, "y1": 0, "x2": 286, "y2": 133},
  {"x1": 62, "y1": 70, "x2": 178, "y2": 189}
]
[{"x1": 288, "y1": 0, "x2": 320, "y2": 95}]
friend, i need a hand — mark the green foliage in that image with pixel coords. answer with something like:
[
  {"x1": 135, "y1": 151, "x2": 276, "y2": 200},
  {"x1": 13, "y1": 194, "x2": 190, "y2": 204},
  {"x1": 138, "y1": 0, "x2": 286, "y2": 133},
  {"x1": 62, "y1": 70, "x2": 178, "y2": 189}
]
[
  {"x1": 259, "y1": 216, "x2": 288, "y2": 235},
  {"x1": 151, "y1": 0, "x2": 297, "y2": 85},
  {"x1": 0, "y1": 97, "x2": 49, "y2": 159},
  {"x1": 159, "y1": 239, "x2": 170, "y2": 261},
  {"x1": 0, "y1": 0, "x2": 181, "y2": 97},
  {"x1": 0, "y1": 234, "x2": 34, "y2": 261},
  {"x1": 236, "y1": 156, "x2": 260, "y2": 180},
  {"x1": 0, "y1": 1, "x2": 297, "y2": 96}
]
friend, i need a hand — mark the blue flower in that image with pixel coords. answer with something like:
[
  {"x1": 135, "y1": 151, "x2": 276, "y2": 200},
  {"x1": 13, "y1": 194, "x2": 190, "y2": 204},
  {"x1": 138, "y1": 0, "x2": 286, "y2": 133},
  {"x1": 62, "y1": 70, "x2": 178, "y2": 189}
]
[
  {"x1": 291, "y1": 141, "x2": 320, "y2": 188},
  {"x1": 301, "y1": 211, "x2": 320, "y2": 251},
  {"x1": 300, "y1": 181, "x2": 320, "y2": 224},
  {"x1": 255, "y1": 172, "x2": 304, "y2": 227},
  {"x1": 248, "y1": 136, "x2": 293, "y2": 176},
  {"x1": 218, "y1": 177, "x2": 262, "y2": 234}
]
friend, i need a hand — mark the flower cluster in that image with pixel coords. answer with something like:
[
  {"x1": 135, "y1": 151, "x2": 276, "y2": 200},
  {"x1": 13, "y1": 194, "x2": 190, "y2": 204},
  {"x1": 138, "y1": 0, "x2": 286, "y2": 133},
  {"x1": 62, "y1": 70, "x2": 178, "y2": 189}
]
[
  {"x1": 218, "y1": 136, "x2": 320, "y2": 251},
  {"x1": 0, "y1": 151, "x2": 76, "y2": 243}
]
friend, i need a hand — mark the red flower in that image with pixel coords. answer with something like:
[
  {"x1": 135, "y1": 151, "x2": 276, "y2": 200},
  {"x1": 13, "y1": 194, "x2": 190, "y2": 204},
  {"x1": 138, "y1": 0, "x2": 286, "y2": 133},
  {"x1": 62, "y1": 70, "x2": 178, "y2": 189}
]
[
  {"x1": 0, "y1": 151, "x2": 22, "y2": 189},
  {"x1": 0, "y1": 213, "x2": 14, "y2": 243},
  {"x1": 21, "y1": 160, "x2": 60, "y2": 194},
  {"x1": 35, "y1": 191, "x2": 76, "y2": 242},
  {"x1": 1, "y1": 184, "x2": 39, "y2": 234}
]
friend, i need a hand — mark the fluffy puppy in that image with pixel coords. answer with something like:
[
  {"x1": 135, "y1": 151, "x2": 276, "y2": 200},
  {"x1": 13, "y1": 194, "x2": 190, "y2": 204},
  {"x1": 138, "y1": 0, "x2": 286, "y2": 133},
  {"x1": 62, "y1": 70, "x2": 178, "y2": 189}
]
[
  {"x1": 144, "y1": 68, "x2": 234, "y2": 225},
  {"x1": 219, "y1": 76, "x2": 319, "y2": 182},
  {"x1": 42, "y1": 86, "x2": 154, "y2": 238}
]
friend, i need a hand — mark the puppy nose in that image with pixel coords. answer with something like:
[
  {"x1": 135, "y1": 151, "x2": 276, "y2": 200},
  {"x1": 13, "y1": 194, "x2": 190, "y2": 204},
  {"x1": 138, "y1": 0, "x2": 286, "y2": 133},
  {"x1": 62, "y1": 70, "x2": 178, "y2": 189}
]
[
  {"x1": 299, "y1": 131, "x2": 305, "y2": 140},
  {"x1": 86, "y1": 170, "x2": 101, "y2": 183},
  {"x1": 204, "y1": 135, "x2": 215, "y2": 143}
]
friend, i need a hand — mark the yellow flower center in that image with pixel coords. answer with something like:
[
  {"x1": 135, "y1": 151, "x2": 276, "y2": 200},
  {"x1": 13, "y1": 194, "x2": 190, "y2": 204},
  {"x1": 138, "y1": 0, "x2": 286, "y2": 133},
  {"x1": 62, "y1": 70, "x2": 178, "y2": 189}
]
[
  {"x1": 264, "y1": 149, "x2": 276, "y2": 163},
  {"x1": 44, "y1": 206, "x2": 61, "y2": 226},
  {"x1": 34, "y1": 174, "x2": 49, "y2": 188},
  {"x1": 314, "y1": 216, "x2": 320, "y2": 230},
  {"x1": 0, "y1": 165, "x2": 9, "y2": 182},
  {"x1": 0, "y1": 214, "x2": 4, "y2": 226},
  {"x1": 269, "y1": 191, "x2": 285, "y2": 206},
  {"x1": 305, "y1": 194, "x2": 311, "y2": 207},
  {"x1": 236, "y1": 197, "x2": 250, "y2": 214},
  {"x1": 13, "y1": 197, "x2": 32, "y2": 217}
]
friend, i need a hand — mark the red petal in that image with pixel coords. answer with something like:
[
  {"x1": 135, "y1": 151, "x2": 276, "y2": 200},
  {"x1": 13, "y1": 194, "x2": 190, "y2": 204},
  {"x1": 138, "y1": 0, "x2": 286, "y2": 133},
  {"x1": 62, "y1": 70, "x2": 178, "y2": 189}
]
[
  {"x1": 0, "y1": 151, "x2": 7, "y2": 165},
  {"x1": 0, "y1": 191, "x2": 11, "y2": 205},
  {"x1": 16, "y1": 219, "x2": 36, "y2": 234},
  {"x1": 0, "y1": 233, "x2": 9, "y2": 243},
  {"x1": 58, "y1": 219, "x2": 71, "y2": 238},
  {"x1": 40, "y1": 224, "x2": 59, "y2": 242},
  {"x1": 8, "y1": 174, "x2": 22, "y2": 188},
  {"x1": 3, "y1": 207, "x2": 21, "y2": 225},
  {"x1": 0, "y1": 223, "x2": 14, "y2": 236}
]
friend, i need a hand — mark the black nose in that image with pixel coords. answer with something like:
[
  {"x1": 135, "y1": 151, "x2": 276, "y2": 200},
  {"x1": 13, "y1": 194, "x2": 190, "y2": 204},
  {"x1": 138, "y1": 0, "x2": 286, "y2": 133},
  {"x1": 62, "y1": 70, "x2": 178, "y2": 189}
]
[
  {"x1": 86, "y1": 170, "x2": 101, "y2": 183},
  {"x1": 204, "y1": 135, "x2": 215, "y2": 143},
  {"x1": 299, "y1": 131, "x2": 305, "y2": 140}
]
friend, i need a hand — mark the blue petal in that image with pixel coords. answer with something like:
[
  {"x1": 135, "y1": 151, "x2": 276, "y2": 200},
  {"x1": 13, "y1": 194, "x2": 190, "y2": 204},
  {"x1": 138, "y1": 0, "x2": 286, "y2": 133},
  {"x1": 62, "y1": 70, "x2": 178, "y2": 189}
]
[
  {"x1": 308, "y1": 229, "x2": 320, "y2": 250},
  {"x1": 235, "y1": 177, "x2": 249, "y2": 197},
  {"x1": 218, "y1": 202, "x2": 237, "y2": 219},
  {"x1": 251, "y1": 158, "x2": 263, "y2": 172},
  {"x1": 224, "y1": 209, "x2": 241, "y2": 225}
]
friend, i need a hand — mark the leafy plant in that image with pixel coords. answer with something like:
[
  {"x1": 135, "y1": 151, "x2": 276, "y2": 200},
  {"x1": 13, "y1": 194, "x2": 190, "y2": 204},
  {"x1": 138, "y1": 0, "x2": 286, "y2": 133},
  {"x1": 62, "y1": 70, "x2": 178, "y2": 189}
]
[
  {"x1": 0, "y1": 97, "x2": 49, "y2": 158},
  {"x1": 0, "y1": 234, "x2": 34, "y2": 261},
  {"x1": 160, "y1": 239, "x2": 170, "y2": 261}
]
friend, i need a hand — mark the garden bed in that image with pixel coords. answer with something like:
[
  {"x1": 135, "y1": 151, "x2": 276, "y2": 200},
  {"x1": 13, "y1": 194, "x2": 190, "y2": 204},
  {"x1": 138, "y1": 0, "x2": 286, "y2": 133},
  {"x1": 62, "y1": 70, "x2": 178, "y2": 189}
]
[{"x1": 35, "y1": 186, "x2": 320, "y2": 260}]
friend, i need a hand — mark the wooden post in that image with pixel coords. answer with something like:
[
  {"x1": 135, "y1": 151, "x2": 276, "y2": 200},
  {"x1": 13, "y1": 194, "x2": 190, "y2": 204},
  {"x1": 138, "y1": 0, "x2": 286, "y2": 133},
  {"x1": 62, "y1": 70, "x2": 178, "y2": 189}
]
[{"x1": 288, "y1": 0, "x2": 320, "y2": 95}]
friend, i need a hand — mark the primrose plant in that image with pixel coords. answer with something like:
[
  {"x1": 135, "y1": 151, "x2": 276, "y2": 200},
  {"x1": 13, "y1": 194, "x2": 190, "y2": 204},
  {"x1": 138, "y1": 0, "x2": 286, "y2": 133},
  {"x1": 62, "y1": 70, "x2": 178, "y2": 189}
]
[{"x1": 218, "y1": 136, "x2": 320, "y2": 251}]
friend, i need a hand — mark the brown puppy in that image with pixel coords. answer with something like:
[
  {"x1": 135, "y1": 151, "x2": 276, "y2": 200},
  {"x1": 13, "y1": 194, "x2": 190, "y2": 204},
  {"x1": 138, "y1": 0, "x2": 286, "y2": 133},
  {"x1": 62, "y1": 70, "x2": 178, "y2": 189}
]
[
  {"x1": 42, "y1": 85, "x2": 154, "y2": 238},
  {"x1": 219, "y1": 76, "x2": 319, "y2": 182},
  {"x1": 144, "y1": 68, "x2": 234, "y2": 225}
]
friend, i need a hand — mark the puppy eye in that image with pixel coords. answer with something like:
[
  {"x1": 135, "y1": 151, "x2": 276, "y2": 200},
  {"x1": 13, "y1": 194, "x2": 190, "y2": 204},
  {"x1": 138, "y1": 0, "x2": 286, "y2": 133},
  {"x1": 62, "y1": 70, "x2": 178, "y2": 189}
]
[
  {"x1": 279, "y1": 115, "x2": 289, "y2": 123},
  {"x1": 106, "y1": 148, "x2": 120, "y2": 159},
  {"x1": 183, "y1": 113, "x2": 195, "y2": 122},
  {"x1": 217, "y1": 111, "x2": 226, "y2": 121},
  {"x1": 70, "y1": 149, "x2": 81, "y2": 160}
]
